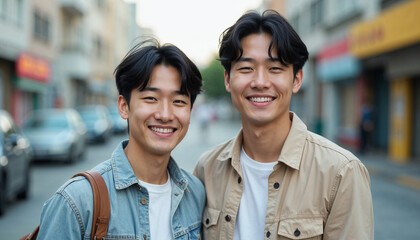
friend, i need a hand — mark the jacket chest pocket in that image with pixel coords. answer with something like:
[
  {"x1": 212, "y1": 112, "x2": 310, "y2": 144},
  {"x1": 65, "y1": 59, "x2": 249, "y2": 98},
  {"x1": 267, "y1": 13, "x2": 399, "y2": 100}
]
[
  {"x1": 202, "y1": 207, "x2": 221, "y2": 239},
  {"x1": 187, "y1": 228, "x2": 201, "y2": 240},
  {"x1": 277, "y1": 217, "x2": 323, "y2": 240},
  {"x1": 174, "y1": 221, "x2": 203, "y2": 240}
]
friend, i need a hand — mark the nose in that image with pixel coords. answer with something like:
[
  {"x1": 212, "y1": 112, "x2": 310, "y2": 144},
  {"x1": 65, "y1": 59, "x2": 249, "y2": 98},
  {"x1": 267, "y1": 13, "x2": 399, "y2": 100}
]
[
  {"x1": 250, "y1": 69, "x2": 271, "y2": 89},
  {"x1": 154, "y1": 101, "x2": 174, "y2": 122}
]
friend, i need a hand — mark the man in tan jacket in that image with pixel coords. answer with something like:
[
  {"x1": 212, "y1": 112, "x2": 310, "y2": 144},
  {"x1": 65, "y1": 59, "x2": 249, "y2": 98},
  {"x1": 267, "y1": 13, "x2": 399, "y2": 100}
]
[{"x1": 194, "y1": 10, "x2": 373, "y2": 240}]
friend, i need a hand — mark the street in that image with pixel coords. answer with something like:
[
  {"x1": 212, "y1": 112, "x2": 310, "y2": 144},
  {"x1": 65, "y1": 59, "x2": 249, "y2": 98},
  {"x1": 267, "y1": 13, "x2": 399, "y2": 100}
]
[{"x1": 0, "y1": 119, "x2": 419, "y2": 239}]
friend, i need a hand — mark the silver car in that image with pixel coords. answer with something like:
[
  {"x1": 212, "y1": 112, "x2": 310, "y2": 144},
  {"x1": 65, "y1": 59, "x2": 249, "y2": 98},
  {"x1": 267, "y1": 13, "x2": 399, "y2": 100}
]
[
  {"x1": 0, "y1": 110, "x2": 32, "y2": 215},
  {"x1": 23, "y1": 109, "x2": 87, "y2": 163},
  {"x1": 77, "y1": 105, "x2": 113, "y2": 143}
]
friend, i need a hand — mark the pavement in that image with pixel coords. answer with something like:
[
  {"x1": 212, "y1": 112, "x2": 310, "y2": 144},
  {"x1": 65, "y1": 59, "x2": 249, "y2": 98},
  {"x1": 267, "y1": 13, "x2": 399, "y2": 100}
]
[{"x1": 357, "y1": 152, "x2": 420, "y2": 191}]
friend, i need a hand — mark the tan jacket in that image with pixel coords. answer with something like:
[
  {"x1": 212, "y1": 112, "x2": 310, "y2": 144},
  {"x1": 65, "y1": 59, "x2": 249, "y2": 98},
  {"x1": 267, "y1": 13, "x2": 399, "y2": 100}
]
[{"x1": 194, "y1": 113, "x2": 374, "y2": 240}]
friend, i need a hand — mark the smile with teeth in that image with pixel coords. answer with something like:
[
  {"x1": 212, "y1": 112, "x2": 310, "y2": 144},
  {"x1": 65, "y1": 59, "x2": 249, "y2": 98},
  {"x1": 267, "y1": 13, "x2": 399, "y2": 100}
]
[
  {"x1": 150, "y1": 127, "x2": 175, "y2": 133},
  {"x1": 249, "y1": 97, "x2": 274, "y2": 102}
]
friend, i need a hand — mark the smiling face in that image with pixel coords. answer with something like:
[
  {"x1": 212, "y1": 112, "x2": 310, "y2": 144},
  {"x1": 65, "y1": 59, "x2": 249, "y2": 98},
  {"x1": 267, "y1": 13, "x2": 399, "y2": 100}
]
[
  {"x1": 118, "y1": 64, "x2": 191, "y2": 158},
  {"x1": 225, "y1": 33, "x2": 303, "y2": 128}
]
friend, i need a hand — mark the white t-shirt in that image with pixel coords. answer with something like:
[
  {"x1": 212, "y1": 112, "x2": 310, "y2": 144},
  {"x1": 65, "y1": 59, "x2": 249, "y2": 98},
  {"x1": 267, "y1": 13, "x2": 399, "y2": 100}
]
[
  {"x1": 138, "y1": 174, "x2": 174, "y2": 240},
  {"x1": 233, "y1": 148, "x2": 277, "y2": 240}
]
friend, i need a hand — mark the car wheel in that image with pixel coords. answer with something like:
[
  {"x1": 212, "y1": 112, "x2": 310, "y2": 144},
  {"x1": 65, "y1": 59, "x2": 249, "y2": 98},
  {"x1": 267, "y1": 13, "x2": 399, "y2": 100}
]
[
  {"x1": 79, "y1": 143, "x2": 86, "y2": 159},
  {"x1": 66, "y1": 146, "x2": 77, "y2": 164},
  {"x1": 17, "y1": 165, "x2": 30, "y2": 200},
  {"x1": 0, "y1": 180, "x2": 6, "y2": 216}
]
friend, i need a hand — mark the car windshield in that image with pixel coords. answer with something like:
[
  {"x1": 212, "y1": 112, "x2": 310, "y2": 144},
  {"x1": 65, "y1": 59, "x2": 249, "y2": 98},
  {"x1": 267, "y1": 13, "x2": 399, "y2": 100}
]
[
  {"x1": 25, "y1": 113, "x2": 69, "y2": 129},
  {"x1": 109, "y1": 109, "x2": 119, "y2": 117},
  {"x1": 79, "y1": 111, "x2": 100, "y2": 122}
]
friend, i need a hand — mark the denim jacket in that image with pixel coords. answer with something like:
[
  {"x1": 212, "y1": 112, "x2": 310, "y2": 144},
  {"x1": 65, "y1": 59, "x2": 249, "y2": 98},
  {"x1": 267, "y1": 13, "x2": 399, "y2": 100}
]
[{"x1": 38, "y1": 140, "x2": 206, "y2": 239}]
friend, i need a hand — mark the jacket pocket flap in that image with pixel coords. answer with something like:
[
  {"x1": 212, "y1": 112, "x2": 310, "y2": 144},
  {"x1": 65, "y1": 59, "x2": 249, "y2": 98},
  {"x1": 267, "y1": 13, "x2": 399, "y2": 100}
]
[
  {"x1": 202, "y1": 207, "x2": 220, "y2": 228},
  {"x1": 278, "y1": 217, "x2": 323, "y2": 239}
]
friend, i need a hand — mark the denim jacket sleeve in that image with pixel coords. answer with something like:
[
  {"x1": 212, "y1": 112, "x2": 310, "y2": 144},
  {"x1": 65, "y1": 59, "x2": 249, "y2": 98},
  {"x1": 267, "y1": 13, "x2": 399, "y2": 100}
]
[
  {"x1": 37, "y1": 192, "x2": 85, "y2": 239},
  {"x1": 37, "y1": 176, "x2": 93, "y2": 239}
]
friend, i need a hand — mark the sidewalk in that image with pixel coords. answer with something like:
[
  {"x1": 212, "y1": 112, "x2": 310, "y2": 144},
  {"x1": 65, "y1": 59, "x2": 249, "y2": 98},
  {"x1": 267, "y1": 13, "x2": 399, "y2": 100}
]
[{"x1": 357, "y1": 152, "x2": 420, "y2": 191}]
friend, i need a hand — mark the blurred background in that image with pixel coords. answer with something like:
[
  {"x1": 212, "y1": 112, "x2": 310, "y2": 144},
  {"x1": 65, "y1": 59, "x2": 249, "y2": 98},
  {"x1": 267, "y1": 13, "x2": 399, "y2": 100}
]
[{"x1": 0, "y1": 0, "x2": 419, "y2": 239}]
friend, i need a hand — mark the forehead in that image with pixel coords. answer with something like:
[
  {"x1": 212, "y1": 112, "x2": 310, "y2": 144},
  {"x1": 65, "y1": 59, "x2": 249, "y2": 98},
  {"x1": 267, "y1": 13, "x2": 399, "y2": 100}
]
[
  {"x1": 240, "y1": 33, "x2": 278, "y2": 58},
  {"x1": 146, "y1": 64, "x2": 182, "y2": 88}
]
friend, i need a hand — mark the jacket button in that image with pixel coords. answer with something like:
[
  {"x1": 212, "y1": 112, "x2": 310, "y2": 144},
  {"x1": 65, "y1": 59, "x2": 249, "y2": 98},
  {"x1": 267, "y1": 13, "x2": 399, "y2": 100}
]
[
  {"x1": 206, "y1": 218, "x2": 210, "y2": 224},
  {"x1": 225, "y1": 215, "x2": 231, "y2": 222},
  {"x1": 141, "y1": 198, "x2": 147, "y2": 205},
  {"x1": 273, "y1": 182, "x2": 280, "y2": 189},
  {"x1": 294, "y1": 228, "x2": 301, "y2": 237},
  {"x1": 266, "y1": 231, "x2": 271, "y2": 237},
  {"x1": 238, "y1": 177, "x2": 242, "y2": 184}
]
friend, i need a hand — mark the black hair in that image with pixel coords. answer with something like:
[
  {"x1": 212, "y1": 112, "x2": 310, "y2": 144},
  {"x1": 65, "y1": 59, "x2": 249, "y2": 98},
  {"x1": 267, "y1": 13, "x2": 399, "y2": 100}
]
[
  {"x1": 114, "y1": 38, "x2": 202, "y2": 107},
  {"x1": 219, "y1": 9, "x2": 309, "y2": 77}
]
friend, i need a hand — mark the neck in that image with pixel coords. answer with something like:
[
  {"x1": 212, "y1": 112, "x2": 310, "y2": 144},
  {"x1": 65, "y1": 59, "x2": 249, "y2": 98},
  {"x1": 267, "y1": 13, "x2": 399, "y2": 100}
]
[
  {"x1": 241, "y1": 113, "x2": 292, "y2": 163},
  {"x1": 124, "y1": 142, "x2": 170, "y2": 185}
]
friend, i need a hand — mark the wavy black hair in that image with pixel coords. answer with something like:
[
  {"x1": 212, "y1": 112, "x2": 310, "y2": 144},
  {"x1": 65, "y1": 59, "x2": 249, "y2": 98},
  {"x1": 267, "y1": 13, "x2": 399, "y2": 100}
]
[
  {"x1": 114, "y1": 38, "x2": 202, "y2": 108},
  {"x1": 219, "y1": 10, "x2": 309, "y2": 77}
]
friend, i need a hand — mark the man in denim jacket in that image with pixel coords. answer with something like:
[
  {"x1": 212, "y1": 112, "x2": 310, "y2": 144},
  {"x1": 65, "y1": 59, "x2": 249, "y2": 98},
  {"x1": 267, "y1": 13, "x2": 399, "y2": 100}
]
[{"x1": 38, "y1": 39, "x2": 206, "y2": 239}]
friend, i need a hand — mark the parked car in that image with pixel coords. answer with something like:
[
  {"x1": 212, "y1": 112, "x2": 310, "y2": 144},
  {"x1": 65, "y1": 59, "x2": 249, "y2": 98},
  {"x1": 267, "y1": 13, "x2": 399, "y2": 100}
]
[
  {"x1": 0, "y1": 110, "x2": 32, "y2": 216},
  {"x1": 77, "y1": 105, "x2": 113, "y2": 143},
  {"x1": 108, "y1": 107, "x2": 127, "y2": 134},
  {"x1": 22, "y1": 108, "x2": 87, "y2": 163}
]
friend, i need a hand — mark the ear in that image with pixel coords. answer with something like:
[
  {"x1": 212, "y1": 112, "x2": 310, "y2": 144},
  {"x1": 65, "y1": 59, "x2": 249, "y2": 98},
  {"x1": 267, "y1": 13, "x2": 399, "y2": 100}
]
[
  {"x1": 292, "y1": 69, "x2": 303, "y2": 94},
  {"x1": 117, "y1": 95, "x2": 129, "y2": 119},
  {"x1": 224, "y1": 71, "x2": 232, "y2": 93}
]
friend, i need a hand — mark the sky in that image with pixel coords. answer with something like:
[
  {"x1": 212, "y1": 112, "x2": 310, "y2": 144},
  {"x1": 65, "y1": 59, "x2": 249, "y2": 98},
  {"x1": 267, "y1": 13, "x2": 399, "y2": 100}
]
[{"x1": 134, "y1": 0, "x2": 264, "y2": 67}]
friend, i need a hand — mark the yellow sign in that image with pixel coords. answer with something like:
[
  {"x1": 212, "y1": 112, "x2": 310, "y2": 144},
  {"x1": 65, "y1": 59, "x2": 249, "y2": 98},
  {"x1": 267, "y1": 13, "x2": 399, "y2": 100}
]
[
  {"x1": 389, "y1": 78, "x2": 412, "y2": 162},
  {"x1": 350, "y1": 0, "x2": 420, "y2": 58}
]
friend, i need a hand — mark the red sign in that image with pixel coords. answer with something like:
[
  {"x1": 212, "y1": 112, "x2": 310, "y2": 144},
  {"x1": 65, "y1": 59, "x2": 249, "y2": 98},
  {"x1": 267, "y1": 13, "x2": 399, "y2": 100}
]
[
  {"x1": 16, "y1": 53, "x2": 50, "y2": 83},
  {"x1": 317, "y1": 38, "x2": 349, "y2": 62}
]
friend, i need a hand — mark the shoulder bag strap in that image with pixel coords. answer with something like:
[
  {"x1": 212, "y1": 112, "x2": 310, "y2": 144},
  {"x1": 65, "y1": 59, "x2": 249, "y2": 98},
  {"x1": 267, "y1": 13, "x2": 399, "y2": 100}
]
[{"x1": 73, "y1": 170, "x2": 110, "y2": 240}]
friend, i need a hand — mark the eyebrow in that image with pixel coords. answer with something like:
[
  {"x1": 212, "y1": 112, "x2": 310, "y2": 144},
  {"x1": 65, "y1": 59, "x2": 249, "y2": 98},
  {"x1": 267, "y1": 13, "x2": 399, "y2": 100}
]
[
  {"x1": 236, "y1": 57, "x2": 282, "y2": 63},
  {"x1": 142, "y1": 87, "x2": 188, "y2": 97}
]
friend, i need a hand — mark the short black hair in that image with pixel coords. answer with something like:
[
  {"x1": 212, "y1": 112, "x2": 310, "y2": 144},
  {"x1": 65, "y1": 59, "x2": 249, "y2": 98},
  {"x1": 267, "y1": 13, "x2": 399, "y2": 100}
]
[
  {"x1": 219, "y1": 10, "x2": 309, "y2": 76},
  {"x1": 114, "y1": 38, "x2": 202, "y2": 107}
]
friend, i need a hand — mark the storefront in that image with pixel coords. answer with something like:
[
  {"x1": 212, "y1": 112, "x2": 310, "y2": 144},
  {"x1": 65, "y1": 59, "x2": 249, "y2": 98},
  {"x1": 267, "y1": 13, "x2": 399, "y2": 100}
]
[
  {"x1": 316, "y1": 37, "x2": 361, "y2": 150},
  {"x1": 13, "y1": 53, "x2": 50, "y2": 125},
  {"x1": 350, "y1": 0, "x2": 420, "y2": 162}
]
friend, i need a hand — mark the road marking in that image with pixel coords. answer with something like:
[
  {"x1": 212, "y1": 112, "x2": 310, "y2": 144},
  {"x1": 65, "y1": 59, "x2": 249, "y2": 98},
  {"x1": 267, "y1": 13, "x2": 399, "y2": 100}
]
[{"x1": 396, "y1": 175, "x2": 420, "y2": 191}]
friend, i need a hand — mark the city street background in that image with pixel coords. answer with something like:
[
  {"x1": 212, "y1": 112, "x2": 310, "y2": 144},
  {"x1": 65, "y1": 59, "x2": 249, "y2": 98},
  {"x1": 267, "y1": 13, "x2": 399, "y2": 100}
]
[
  {"x1": 1, "y1": 0, "x2": 419, "y2": 239},
  {"x1": 0, "y1": 118, "x2": 420, "y2": 239}
]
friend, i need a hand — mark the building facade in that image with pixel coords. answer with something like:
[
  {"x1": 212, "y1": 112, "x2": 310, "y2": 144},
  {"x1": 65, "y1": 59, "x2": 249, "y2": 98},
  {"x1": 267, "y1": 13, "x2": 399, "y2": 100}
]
[
  {"x1": 0, "y1": 0, "x2": 141, "y2": 126},
  {"x1": 0, "y1": 0, "x2": 30, "y2": 121},
  {"x1": 349, "y1": 0, "x2": 420, "y2": 162}
]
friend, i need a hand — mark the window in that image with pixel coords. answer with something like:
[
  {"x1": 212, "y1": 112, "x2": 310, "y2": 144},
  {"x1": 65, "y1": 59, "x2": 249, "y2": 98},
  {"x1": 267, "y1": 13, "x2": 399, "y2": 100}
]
[
  {"x1": 332, "y1": 0, "x2": 361, "y2": 22},
  {"x1": 96, "y1": 0, "x2": 106, "y2": 9},
  {"x1": 310, "y1": 0, "x2": 324, "y2": 29},
  {"x1": 0, "y1": 0, "x2": 6, "y2": 19},
  {"x1": 14, "y1": 0, "x2": 24, "y2": 26},
  {"x1": 94, "y1": 36, "x2": 103, "y2": 58},
  {"x1": 380, "y1": 0, "x2": 409, "y2": 9},
  {"x1": 290, "y1": 15, "x2": 300, "y2": 35},
  {"x1": 33, "y1": 10, "x2": 50, "y2": 42}
]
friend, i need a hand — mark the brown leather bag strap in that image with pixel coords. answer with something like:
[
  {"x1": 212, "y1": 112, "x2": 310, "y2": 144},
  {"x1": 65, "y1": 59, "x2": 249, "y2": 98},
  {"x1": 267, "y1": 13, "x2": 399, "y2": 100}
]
[
  {"x1": 73, "y1": 170, "x2": 110, "y2": 240},
  {"x1": 20, "y1": 226, "x2": 39, "y2": 240}
]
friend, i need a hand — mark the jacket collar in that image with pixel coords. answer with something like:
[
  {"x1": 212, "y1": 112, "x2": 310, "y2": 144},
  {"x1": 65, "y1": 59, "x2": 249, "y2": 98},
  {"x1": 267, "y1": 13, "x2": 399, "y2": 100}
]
[
  {"x1": 217, "y1": 112, "x2": 307, "y2": 170},
  {"x1": 111, "y1": 140, "x2": 188, "y2": 190}
]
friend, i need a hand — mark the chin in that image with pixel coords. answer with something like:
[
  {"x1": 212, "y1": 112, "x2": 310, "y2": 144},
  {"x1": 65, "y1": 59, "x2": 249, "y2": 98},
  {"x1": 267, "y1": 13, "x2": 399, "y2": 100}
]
[{"x1": 151, "y1": 145, "x2": 176, "y2": 156}]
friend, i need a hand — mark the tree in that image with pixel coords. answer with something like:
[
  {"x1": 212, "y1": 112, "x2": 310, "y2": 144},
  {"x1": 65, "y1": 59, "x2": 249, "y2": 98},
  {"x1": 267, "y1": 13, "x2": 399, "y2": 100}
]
[{"x1": 200, "y1": 58, "x2": 230, "y2": 99}]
